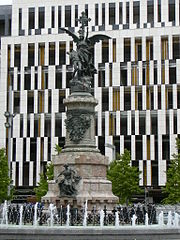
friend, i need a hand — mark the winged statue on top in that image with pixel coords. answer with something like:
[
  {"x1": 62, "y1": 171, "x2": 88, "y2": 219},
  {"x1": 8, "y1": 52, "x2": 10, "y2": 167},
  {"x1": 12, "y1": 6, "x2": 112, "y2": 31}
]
[{"x1": 60, "y1": 11, "x2": 110, "y2": 92}]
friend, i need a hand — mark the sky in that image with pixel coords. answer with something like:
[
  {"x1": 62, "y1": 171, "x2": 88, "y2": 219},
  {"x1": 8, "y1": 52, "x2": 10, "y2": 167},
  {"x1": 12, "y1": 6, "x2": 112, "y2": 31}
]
[{"x1": 0, "y1": 0, "x2": 12, "y2": 5}]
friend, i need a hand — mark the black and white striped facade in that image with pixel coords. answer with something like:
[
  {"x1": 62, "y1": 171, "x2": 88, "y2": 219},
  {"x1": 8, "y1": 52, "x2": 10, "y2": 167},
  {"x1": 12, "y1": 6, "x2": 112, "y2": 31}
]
[{"x1": 0, "y1": 0, "x2": 180, "y2": 201}]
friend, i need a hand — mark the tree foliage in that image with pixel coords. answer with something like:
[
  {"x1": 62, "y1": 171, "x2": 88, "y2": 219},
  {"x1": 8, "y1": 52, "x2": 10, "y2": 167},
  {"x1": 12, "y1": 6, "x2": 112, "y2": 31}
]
[
  {"x1": 162, "y1": 138, "x2": 180, "y2": 204},
  {"x1": 0, "y1": 148, "x2": 13, "y2": 203},
  {"x1": 107, "y1": 149, "x2": 142, "y2": 205},
  {"x1": 34, "y1": 162, "x2": 55, "y2": 201}
]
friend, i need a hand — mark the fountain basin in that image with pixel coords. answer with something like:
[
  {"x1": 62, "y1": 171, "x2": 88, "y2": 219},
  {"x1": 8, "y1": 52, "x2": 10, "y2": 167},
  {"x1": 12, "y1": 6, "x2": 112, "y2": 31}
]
[{"x1": 0, "y1": 225, "x2": 180, "y2": 240}]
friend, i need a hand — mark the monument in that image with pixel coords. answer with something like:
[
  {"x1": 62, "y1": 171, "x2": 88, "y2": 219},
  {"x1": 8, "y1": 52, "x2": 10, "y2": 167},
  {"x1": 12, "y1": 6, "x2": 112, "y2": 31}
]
[{"x1": 43, "y1": 12, "x2": 118, "y2": 209}]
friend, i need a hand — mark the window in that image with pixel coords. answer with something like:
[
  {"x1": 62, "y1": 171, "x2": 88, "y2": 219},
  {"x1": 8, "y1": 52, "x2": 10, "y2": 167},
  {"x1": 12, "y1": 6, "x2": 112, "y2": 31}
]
[
  {"x1": 14, "y1": 92, "x2": 20, "y2": 113},
  {"x1": 59, "y1": 90, "x2": 65, "y2": 112},
  {"x1": 28, "y1": 8, "x2": 35, "y2": 29},
  {"x1": 139, "y1": 111, "x2": 146, "y2": 135},
  {"x1": 169, "y1": 66, "x2": 176, "y2": 84},
  {"x1": 95, "y1": 4, "x2": 98, "y2": 26},
  {"x1": 124, "y1": 38, "x2": 131, "y2": 62},
  {"x1": 24, "y1": 74, "x2": 31, "y2": 90},
  {"x1": 109, "y1": 3, "x2": 115, "y2": 25},
  {"x1": 56, "y1": 72, "x2": 62, "y2": 89},
  {"x1": 168, "y1": 87, "x2": 173, "y2": 109},
  {"x1": 158, "y1": 0, "x2": 161, "y2": 22},
  {"x1": 102, "y1": 3, "x2": 105, "y2": 25},
  {"x1": 39, "y1": 7, "x2": 45, "y2": 29},
  {"x1": 162, "y1": 135, "x2": 170, "y2": 160},
  {"x1": 173, "y1": 36, "x2": 180, "y2": 60},
  {"x1": 124, "y1": 89, "x2": 131, "y2": 110},
  {"x1": 151, "y1": 111, "x2": 157, "y2": 135},
  {"x1": 75, "y1": 5, "x2": 78, "y2": 27},
  {"x1": 147, "y1": 0, "x2": 154, "y2": 23},
  {"x1": 161, "y1": 37, "x2": 169, "y2": 60},
  {"x1": 58, "y1": 6, "x2": 61, "y2": 28},
  {"x1": 135, "y1": 38, "x2": 142, "y2": 61},
  {"x1": 65, "y1": 5, "x2": 71, "y2": 27},
  {"x1": 59, "y1": 42, "x2": 66, "y2": 65},
  {"x1": 44, "y1": 115, "x2": 51, "y2": 137},
  {"x1": 85, "y1": 4, "x2": 88, "y2": 18},
  {"x1": 120, "y1": 66, "x2": 127, "y2": 86},
  {"x1": 98, "y1": 70, "x2": 105, "y2": 87},
  {"x1": 55, "y1": 113, "x2": 62, "y2": 137},
  {"x1": 30, "y1": 138, "x2": 37, "y2": 162},
  {"x1": 146, "y1": 38, "x2": 153, "y2": 60},
  {"x1": 51, "y1": 7, "x2": 55, "y2": 28},
  {"x1": 14, "y1": 45, "x2": 21, "y2": 68},
  {"x1": 126, "y1": 2, "x2": 129, "y2": 24},
  {"x1": 136, "y1": 135, "x2": 142, "y2": 160},
  {"x1": 28, "y1": 44, "x2": 35, "y2": 66},
  {"x1": 169, "y1": 0, "x2": 175, "y2": 22},
  {"x1": 133, "y1": 1, "x2": 140, "y2": 25},
  {"x1": 119, "y1": 2, "x2": 123, "y2": 24},
  {"x1": 102, "y1": 40, "x2": 109, "y2": 63},
  {"x1": 19, "y1": 8, "x2": 22, "y2": 31},
  {"x1": 49, "y1": 42, "x2": 55, "y2": 65},
  {"x1": 38, "y1": 43, "x2": 45, "y2": 66},
  {"x1": 27, "y1": 91, "x2": 34, "y2": 113},
  {"x1": 102, "y1": 88, "x2": 109, "y2": 111},
  {"x1": 120, "y1": 112, "x2": 127, "y2": 135}
]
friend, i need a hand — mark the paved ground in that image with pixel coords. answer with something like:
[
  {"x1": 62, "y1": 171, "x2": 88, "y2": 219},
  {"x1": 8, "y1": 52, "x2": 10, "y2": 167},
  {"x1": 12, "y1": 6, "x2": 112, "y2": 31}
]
[{"x1": 0, "y1": 225, "x2": 180, "y2": 240}]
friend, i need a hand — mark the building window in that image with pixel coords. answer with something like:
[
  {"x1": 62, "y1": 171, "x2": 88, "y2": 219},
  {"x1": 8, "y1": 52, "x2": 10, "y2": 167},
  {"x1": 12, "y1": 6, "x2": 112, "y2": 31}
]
[
  {"x1": 124, "y1": 38, "x2": 131, "y2": 62},
  {"x1": 51, "y1": 6, "x2": 55, "y2": 28},
  {"x1": 58, "y1": 6, "x2": 61, "y2": 28},
  {"x1": 151, "y1": 111, "x2": 157, "y2": 135},
  {"x1": 14, "y1": 45, "x2": 21, "y2": 68},
  {"x1": 24, "y1": 74, "x2": 31, "y2": 90},
  {"x1": 169, "y1": 0, "x2": 175, "y2": 22},
  {"x1": 126, "y1": 2, "x2": 129, "y2": 24},
  {"x1": 28, "y1": 43, "x2": 35, "y2": 66},
  {"x1": 85, "y1": 4, "x2": 88, "y2": 18},
  {"x1": 27, "y1": 91, "x2": 34, "y2": 113},
  {"x1": 75, "y1": 5, "x2": 78, "y2": 27},
  {"x1": 109, "y1": 3, "x2": 115, "y2": 25},
  {"x1": 95, "y1": 4, "x2": 98, "y2": 26},
  {"x1": 133, "y1": 1, "x2": 140, "y2": 25},
  {"x1": 120, "y1": 112, "x2": 127, "y2": 135},
  {"x1": 38, "y1": 7, "x2": 45, "y2": 29},
  {"x1": 146, "y1": 37, "x2": 153, "y2": 61},
  {"x1": 30, "y1": 138, "x2": 37, "y2": 162},
  {"x1": 102, "y1": 88, "x2": 109, "y2": 111},
  {"x1": 120, "y1": 65, "x2": 127, "y2": 86},
  {"x1": 59, "y1": 90, "x2": 65, "y2": 112},
  {"x1": 161, "y1": 37, "x2": 169, "y2": 60},
  {"x1": 38, "y1": 43, "x2": 45, "y2": 66},
  {"x1": 139, "y1": 111, "x2": 146, "y2": 135},
  {"x1": 162, "y1": 135, "x2": 170, "y2": 160},
  {"x1": 55, "y1": 113, "x2": 62, "y2": 137},
  {"x1": 56, "y1": 72, "x2": 62, "y2": 89},
  {"x1": 44, "y1": 115, "x2": 51, "y2": 137},
  {"x1": 102, "y1": 3, "x2": 105, "y2": 25},
  {"x1": 124, "y1": 89, "x2": 131, "y2": 111},
  {"x1": 136, "y1": 135, "x2": 142, "y2": 160},
  {"x1": 119, "y1": 2, "x2": 123, "y2": 24},
  {"x1": 49, "y1": 42, "x2": 55, "y2": 65},
  {"x1": 102, "y1": 40, "x2": 109, "y2": 63},
  {"x1": 98, "y1": 69, "x2": 105, "y2": 87},
  {"x1": 135, "y1": 38, "x2": 142, "y2": 61},
  {"x1": 173, "y1": 36, "x2": 180, "y2": 60},
  {"x1": 14, "y1": 92, "x2": 20, "y2": 113},
  {"x1": 19, "y1": 8, "x2": 22, "y2": 31},
  {"x1": 28, "y1": 8, "x2": 35, "y2": 29},
  {"x1": 169, "y1": 66, "x2": 176, "y2": 84},
  {"x1": 147, "y1": 0, "x2": 154, "y2": 23},
  {"x1": 59, "y1": 42, "x2": 66, "y2": 65},
  {"x1": 65, "y1": 5, "x2": 71, "y2": 27},
  {"x1": 158, "y1": 0, "x2": 161, "y2": 22}
]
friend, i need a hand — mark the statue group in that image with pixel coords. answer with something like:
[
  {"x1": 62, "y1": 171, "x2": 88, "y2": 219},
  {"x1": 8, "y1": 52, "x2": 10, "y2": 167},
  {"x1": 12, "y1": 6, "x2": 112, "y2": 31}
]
[{"x1": 60, "y1": 11, "x2": 110, "y2": 92}]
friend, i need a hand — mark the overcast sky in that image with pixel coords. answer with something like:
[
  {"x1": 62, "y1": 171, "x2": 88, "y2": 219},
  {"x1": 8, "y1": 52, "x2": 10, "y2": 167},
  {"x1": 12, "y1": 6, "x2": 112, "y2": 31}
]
[{"x1": 0, "y1": 0, "x2": 12, "y2": 5}]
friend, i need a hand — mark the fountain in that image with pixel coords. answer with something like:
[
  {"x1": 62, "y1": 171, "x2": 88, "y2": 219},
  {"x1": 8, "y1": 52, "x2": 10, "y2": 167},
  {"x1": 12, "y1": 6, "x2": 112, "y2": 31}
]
[
  {"x1": 167, "y1": 211, "x2": 173, "y2": 227},
  {"x1": 1, "y1": 200, "x2": 8, "y2": 225},
  {"x1": 66, "y1": 204, "x2": 70, "y2": 227},
  {"x1": 158, "y1": 211, "x2": 164, "y2": 226},
  {"x1": 19, "y1": 205, "x2": 23, "y2": 227},
  {"x1": 49, "y1": 203, "x2": 56, "y2": 227},
  {"x1": 83, "y1": 200, "x2": 88, "y2": 227},
  {"x1": 145, "y1": 213, "x2": 149, "y2": 227},
  {"x1": 173, "y1": 213, "x2": 179, "y2": 228},
  {"x1": 115, "y1": 211, "x2": 120, "y2": 228},
  {"x1": 33, "y1": 202, "x2": 38, "y2": 227},
  {"x1": 100, "y1": 209, "x2": 104, "y2": 227},
  {"x1": 131, "y1": 214, "x2": 137, "y2": 227}
]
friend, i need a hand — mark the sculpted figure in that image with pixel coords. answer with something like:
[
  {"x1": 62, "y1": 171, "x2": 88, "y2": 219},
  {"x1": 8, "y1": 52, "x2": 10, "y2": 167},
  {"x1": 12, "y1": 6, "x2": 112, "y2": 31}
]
[{"x1": 56, "y1": 164, "x2": 81, "y2": 196}]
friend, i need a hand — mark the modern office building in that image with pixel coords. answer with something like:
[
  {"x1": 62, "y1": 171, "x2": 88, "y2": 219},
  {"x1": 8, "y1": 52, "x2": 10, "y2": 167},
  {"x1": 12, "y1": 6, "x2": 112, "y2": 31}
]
[{"x1": 0, "y1": 0, "x2": 180, "y2": 202}]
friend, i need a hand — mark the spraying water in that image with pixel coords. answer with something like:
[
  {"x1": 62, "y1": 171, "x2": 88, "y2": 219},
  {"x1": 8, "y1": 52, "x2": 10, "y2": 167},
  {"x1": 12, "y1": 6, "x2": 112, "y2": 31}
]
[
  {"x1": 49, "y1": 203, "x2": 56, "y2": 227},
  {"x1": 158, "y1": 211, "x2": 164, "y2": 226},
  {"x1": 145, "y1": 213, "x2": 149, "y2": 226},
  {"x1": 33, "y1": 202, "x2": 38, "y2": 227},
  {"x1": 131, "y1": 214, "x2": 137, "y2": 227},
  {"x1": 100, "y1": 209, "x2": 104, "y2": 227},
  {"x1": 83, "y1": 200, "x2": 88, "y2": 227},
  {"x1": 173, "y1": 213, "x2": 179, "y2": 227},
  {"x1": 19, "y1": 205, "x2": 23, "y2": 227},
  {"x1": 1, "y1": 200, "x2": 8, "y2": 225},
  {"x1": 167, "y1": 211, "x2": 172, "y2": 227},
  {"x1": 115, "y1": 211, "x2": 119, "y2": 228},
  {"x1": 66, "y1": 204, "x2": 70, "y2": 227}
]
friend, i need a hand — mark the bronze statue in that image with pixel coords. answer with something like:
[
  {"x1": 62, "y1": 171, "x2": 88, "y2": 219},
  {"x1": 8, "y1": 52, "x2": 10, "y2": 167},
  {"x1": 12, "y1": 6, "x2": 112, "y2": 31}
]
[
  {"x1": 60, "y1": 11, "x2": 110, "y2": 91},
  {"x1": 56, "y1": 164, "x2": 81, "y2": 196}
]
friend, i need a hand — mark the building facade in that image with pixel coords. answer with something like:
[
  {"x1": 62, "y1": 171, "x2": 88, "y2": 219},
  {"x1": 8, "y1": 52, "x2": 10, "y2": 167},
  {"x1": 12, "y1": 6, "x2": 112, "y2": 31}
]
[{"x1": 0, "y1": 0, "x2": 180, "y2": 202}]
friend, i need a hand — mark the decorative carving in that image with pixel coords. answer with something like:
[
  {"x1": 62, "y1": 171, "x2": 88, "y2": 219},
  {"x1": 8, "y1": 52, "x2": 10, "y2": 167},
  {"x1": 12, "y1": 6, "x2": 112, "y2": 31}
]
[
  {"x1": 56, "y1": 164, "x2": 81, "y2": 197},
  {"x1": 65, "y1": 110, "x2": 92, "y2": 143},
  {"x1": 60, "y1": 12, "x2": 111, "y2": 92}
]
